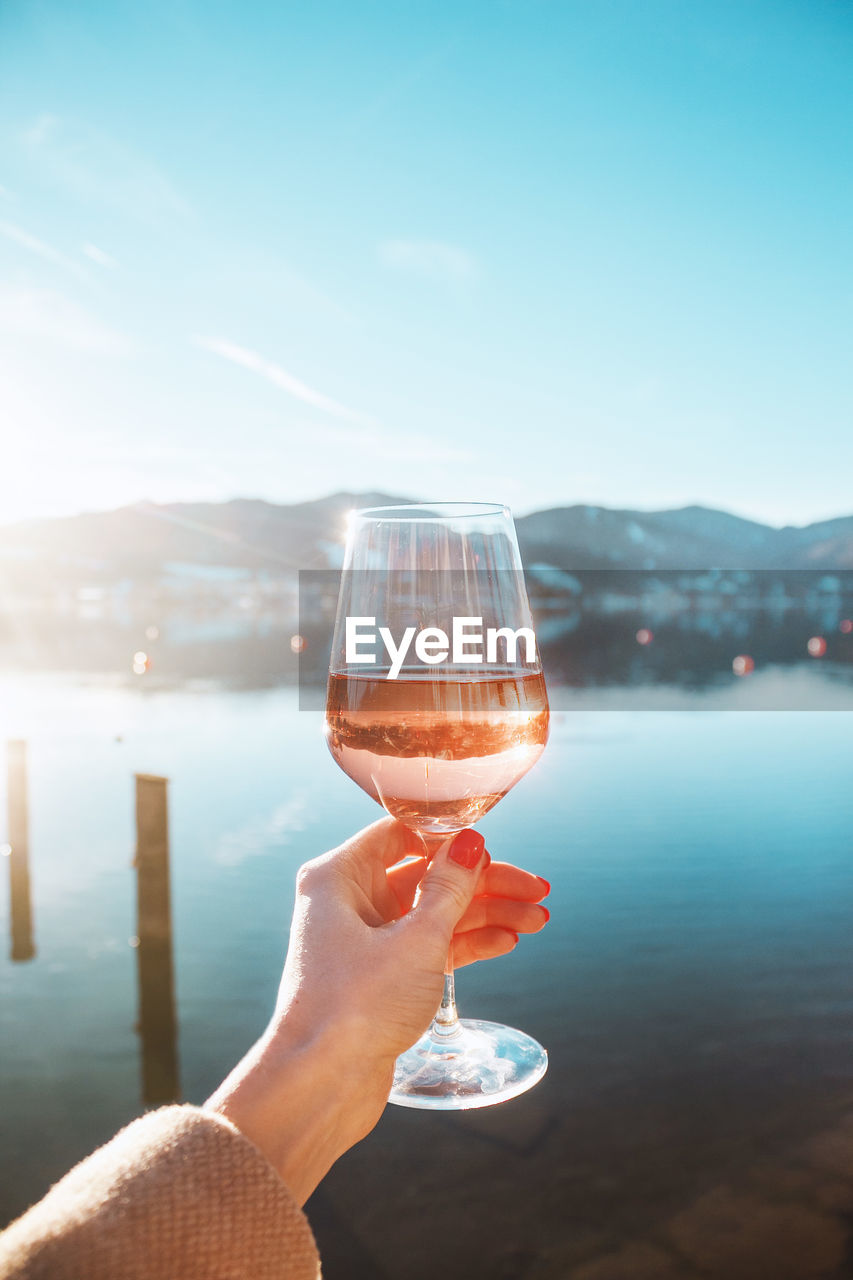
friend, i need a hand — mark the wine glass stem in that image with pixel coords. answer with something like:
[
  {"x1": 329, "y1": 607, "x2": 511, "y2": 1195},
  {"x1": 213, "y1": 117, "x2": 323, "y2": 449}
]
[
  {"x1": 420, "y1": 830, "x2": 463, "y2": 1038},
  {"x1": 434, "y1": 940, "x2": 460, "y2": 1036}
]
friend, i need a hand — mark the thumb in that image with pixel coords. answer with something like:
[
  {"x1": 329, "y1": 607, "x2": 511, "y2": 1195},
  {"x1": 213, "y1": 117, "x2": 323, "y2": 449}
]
[{"x1": 409, "y1": 830, "x2": 489, "y2": 941}]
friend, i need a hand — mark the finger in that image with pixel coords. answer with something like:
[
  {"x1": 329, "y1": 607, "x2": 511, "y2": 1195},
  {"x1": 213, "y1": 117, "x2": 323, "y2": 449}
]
[
  {"x1": 409, "y1": 830, "x2": 488, "y2": 942},
  {"x1": 338, "y1": 816, "x2": 423, "y2": 870},
  {"x1": 452, "y1": 926, "x2": 519, "y2": 968},
  {"x1": 455, "y1": 897, "x2": 549, "y2": 935},
  {"x1": 481, "y1": 861, "x2": 550, "y2": 902},
  {"x1": 386, "y1": 856, "x2": 428, "y2": 914}
]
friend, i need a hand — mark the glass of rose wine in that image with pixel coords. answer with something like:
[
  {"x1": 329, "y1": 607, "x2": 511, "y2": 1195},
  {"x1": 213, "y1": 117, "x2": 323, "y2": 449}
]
[{"x1": 324, "y1": 502, "x2": 550, "y2": 1108}]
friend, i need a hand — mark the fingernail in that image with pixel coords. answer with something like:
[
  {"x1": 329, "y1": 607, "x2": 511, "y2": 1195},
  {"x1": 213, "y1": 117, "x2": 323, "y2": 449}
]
[
  {"x1": 536, "y1": 875, "x2": 551, "y2": 896},
  {"x1": 449, "y1": 829, "x2": 486, "y2": 870},
  {"x1": 540, "y1": 905, "x2": 551, "y2": 923}
]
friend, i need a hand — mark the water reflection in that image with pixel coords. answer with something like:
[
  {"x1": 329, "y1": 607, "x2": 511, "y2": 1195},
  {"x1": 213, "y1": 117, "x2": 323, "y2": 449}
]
[
  {"x1": 134, "y1": 773, "x2": 180, "y2": 1106},
  {"x1": 2, "y1": 746, "x2": 182, "y2": 1103},
  {"x1": 5, "y1": 740, "x2": 35, "y2": 963}
]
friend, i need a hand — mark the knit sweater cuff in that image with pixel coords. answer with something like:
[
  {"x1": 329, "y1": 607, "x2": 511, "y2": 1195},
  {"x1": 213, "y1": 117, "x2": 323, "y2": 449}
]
[{"x1": 0, "y1": 1105, "x2": 321, "y2": 1280}]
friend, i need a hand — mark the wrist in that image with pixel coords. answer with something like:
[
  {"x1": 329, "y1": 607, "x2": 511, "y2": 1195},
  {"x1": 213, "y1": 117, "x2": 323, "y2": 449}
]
[{"x1": 205, "y1": 1020, "x2": 391, "y2": 1205}]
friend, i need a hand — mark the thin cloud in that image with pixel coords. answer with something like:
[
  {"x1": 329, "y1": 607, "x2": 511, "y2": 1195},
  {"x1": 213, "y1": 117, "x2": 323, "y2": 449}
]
[
  {"x1": 0, "y1": 220, "x2": 88, "y2": 281},
  {"x1": 194, "y1": 335, "x2": 470, "y2": 463},
  {"x1": 82, "y1": 243, "x2": 118, "y2": 269},
  {"x1": 21, "y1": 113, "x2": 59, "y2": 146},
  {"x1": 194, "y1": 335, "x2": 378, "y2": 427},
  {"x1": 21, "y1": 114, "x2": 190, "y2": 224},
  {"x1": 215, "y1": 796, "x2": 308, "y2": 867},
  {"x1": 0, "y1": 287, "x2": 134, "y2": 354},
  {"x1": 379, "y1": 239, "x2": 476, "y2": 283}
]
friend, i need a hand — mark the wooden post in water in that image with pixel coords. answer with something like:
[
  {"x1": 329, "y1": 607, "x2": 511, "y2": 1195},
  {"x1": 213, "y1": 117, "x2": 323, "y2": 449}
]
[
  {"x1": 134, "y1": 774, "x2": 180, "y2": 1105},
  {"x1": 6, "y1": 740, "x2": 35, "y2": 962}
]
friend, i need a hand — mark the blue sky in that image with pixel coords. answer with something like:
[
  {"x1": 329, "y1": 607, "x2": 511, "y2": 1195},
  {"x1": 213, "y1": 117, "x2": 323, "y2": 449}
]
[{"x1": 0, "y1": 0, "x2": 851, "y2": 527}]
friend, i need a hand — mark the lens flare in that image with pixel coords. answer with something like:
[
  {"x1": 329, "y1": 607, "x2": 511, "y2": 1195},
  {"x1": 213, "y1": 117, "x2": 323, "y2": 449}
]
[{"x1": 132, "y1": 649, "x2": 150, "y2": 675}]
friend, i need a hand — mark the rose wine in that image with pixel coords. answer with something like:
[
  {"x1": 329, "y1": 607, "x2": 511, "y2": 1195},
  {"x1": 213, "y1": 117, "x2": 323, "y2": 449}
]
[{"x1": 325, "y1": 671, "x2": 550, "y2": 834}]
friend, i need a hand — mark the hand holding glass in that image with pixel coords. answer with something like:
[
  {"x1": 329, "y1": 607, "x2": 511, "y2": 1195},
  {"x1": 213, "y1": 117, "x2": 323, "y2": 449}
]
[{"x1": 325, "y1": 503, "x2": 549, "y2": 1108}]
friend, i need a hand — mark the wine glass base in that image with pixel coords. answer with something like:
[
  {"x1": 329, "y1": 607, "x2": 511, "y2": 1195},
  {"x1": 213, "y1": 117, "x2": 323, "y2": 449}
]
[{"x1": 389, "y1": 1018, "x2": 548, "y2": 1110}]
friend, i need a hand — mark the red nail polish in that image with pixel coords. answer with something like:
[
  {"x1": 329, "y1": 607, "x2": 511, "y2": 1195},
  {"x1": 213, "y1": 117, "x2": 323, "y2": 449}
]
[
  {"x1": 540, "y1": 905, "x2": 551, "y2": 923},
  {"x1": 449, "y1": 829, "x2": 485, "y2": 870},
  {"x1": 536, "y1": 876, "x2": 551, "y2": 896}
]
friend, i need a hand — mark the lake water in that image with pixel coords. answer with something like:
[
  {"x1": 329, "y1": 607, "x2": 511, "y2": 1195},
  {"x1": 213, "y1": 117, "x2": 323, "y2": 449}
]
[{"x1": 2, "y1": 671, "x2": 853, "y2": 1279}]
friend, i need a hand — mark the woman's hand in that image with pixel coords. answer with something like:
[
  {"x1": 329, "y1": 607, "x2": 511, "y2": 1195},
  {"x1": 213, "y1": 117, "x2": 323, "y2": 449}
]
[{"x1": 206, "y1": 817, "x2": 550, "y2": 1204}]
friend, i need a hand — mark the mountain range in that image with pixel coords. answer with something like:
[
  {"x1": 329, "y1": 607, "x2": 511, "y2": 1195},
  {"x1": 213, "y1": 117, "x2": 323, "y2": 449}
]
[{"x1": 2, "y1": 494, "x2": 853, "y2": 581}]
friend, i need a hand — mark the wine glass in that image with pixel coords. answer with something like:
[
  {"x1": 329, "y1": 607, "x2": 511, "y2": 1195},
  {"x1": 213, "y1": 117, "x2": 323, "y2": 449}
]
[{"x1": 324, "y1": 502, "x2": 550, "y2": 1108}]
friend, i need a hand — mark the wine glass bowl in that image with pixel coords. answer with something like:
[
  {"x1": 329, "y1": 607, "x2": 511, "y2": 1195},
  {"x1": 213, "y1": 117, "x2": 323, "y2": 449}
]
[
  {"x1": 324, "y1": 501, "x2": 550, "y2": 1107},
  {"x1": 325, "y1": 668, "x2": 549, "y2": 836}
]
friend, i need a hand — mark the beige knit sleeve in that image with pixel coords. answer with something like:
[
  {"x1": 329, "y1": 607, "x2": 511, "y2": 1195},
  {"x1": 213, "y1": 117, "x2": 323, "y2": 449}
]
[{"x1": 0, "y1": 1105, "x2": 321, "y2": 1280}]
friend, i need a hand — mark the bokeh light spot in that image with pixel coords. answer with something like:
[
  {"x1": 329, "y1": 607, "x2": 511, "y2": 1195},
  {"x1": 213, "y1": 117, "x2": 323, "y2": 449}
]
[
  {"x1": 807, "y1": 636, "x2": 827, "y2": 658},
  {"x1": 636, "y1": 629, "x2": 653, "y2": 646},
  {"x1": 290, "y1": 634, "x2": 306, "y2": 654},
  {"x1": 733, "y1": 655, "x2": 754, "y2": 677}
]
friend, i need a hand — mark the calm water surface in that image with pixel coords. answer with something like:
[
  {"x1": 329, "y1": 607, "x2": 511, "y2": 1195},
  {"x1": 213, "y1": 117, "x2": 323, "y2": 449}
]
[{"x1": 2, "y1": 673, "x2": 853, "y2": 1278}]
